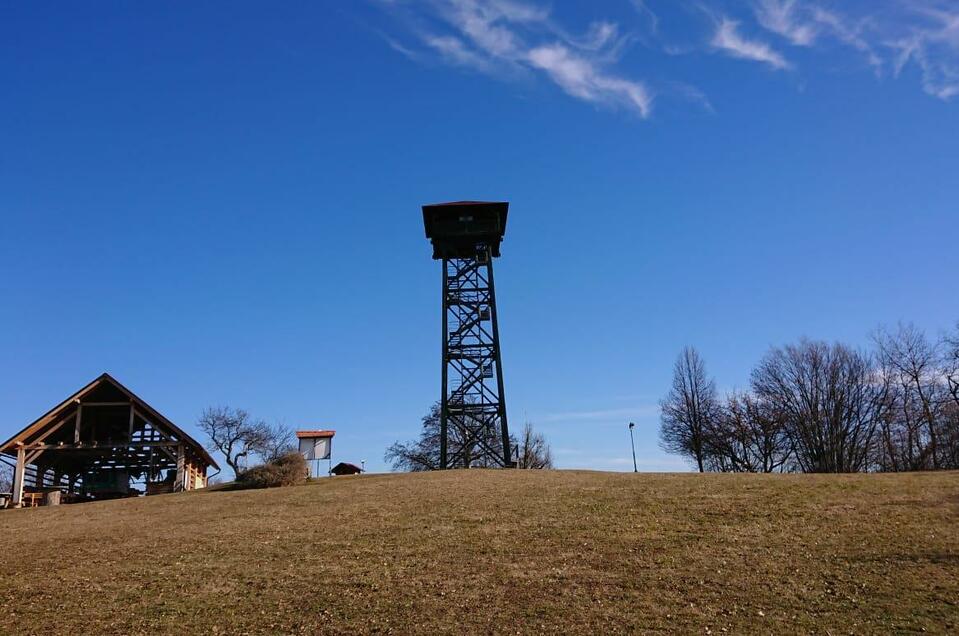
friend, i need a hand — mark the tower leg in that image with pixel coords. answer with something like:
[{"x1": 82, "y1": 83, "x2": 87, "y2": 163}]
[
  {"x1": 440, "y1": 253, "x2": 511, "y2": 468},
  {"x1": 486, "y1": 258, "x2": 512, "y2": 467},
  {"x1": 440, "y1": 259, "x2": 449, "y2": 470}
]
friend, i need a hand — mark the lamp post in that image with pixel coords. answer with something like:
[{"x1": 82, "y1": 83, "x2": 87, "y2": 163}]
[{"x1": 628, "y1": 422, "x2": 638, "y2": 473}]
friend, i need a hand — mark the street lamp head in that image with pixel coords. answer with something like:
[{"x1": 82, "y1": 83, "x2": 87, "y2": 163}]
[{"x1": 628, "y1": 422, "x2": 635, "y2": 429}]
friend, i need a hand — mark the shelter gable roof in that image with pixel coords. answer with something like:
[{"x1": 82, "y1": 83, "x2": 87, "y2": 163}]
[{"x1": 0, "y1": 373, "x2": 218, "y2": 469}]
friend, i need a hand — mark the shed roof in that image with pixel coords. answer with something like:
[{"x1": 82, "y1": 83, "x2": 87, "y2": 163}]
[{"x1": 296, "y1": 430, "x2": 335, "y2": 439}]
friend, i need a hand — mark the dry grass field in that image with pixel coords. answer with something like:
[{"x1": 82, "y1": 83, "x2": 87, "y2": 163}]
[{"x1": 1, "y1": 470, "x2": 957, "y2": 634}]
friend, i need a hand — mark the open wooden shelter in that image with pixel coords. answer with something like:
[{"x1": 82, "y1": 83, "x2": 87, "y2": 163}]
[{"x1": 0, "y1": 373, "x2": 218, "y2": 508}]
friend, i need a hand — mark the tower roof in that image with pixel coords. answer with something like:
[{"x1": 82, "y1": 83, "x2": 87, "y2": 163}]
[{"x1": 422, "y1": 200, "x2": 509, "y2": 260}]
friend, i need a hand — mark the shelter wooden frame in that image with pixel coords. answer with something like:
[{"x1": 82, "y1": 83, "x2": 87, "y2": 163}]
[{"x1": 0, "y1": 373, "x2": 218, "y2": 507}]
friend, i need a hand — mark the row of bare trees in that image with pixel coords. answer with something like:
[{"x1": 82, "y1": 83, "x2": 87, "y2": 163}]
[
  {"x1": 874, "y1": 325, "x2": 959, "y2": 471},
  {"x1": 660, "y1": 322, "x2": 959, "y2": 473}
]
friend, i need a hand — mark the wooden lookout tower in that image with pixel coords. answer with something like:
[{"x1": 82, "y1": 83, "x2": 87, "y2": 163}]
[{"x1": 423, "y1": 201, "x2": 512, "y2": 469}]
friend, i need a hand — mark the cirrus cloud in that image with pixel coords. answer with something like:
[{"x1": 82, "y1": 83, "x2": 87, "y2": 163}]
[
  {"x1": 711, "y1": 17, "x2": 791, "y2": 70},
  {"x1": 373, "y1": 0, "x2": 655, "y2": 116},
  {"x1": 372, "y1": 0, "x2": 959, "y2": 116}
]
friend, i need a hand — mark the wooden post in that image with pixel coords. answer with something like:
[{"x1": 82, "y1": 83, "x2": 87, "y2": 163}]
[
  {"x1": 128, "y1": 404, "x2": 135, "y2": 442},
  {"x1": 12, "y1": 448, "x2": 26, "y2": 507},
  {"x1": 74, "y1": 404, "x2": 82, "y2": 444},
  {"x1": 175, "y1": 444, "x2": 185, "y2": 492}
]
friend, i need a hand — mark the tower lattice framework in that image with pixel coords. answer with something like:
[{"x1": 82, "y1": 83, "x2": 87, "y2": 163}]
[{"x1": 441, "y1": 251, "x2": 510, "y2": 468}]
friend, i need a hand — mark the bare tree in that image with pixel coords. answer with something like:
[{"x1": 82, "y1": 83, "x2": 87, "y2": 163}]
[
  {"x1": 945, "y1": 322, "x2": 959, "y2": 410},
  {"x1": 385, "y1": 402, "x2": 516, "y2": 471},
  {"x1": 873, "y1": 324, "x2": 950, "y2": 470},
  {"x1": 514, "y1": 421, "x2": 553, "y2": 469},
  {"x1": 751, "y1": 340, "x2": 889, "y2": 473},
  {"x1": 0, "y1": 463, "x2": 12, "y2": 493},
  {"x1": 938, "y1": 323, "x2": 959, "y2": 468},
  {"x1": 659, "y1": 347, "x2": 719, "y2": 472},
  {"x1": 657, "y1": 321, "x2": 959, "y2": 474},
  {"x1": 706, "y1": 392, "x2": 792, "y2": 473},
  {"x1": 260, "y1": 422, "x2": 297, "y2": 464},
  {"x1": 385, "y1": 404, "x2": 442, "y2": 472},
  {"x1": 937, "y1": 401, "x2": 959, "y2": 469},
  {"x1": 198, "y1": 406, "x2": 270, "y2": 477}
]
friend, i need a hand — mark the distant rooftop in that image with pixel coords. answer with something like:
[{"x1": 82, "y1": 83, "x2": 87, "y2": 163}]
[{"x1": 295, "y1": 430, "x2": 335, "y2": 439}]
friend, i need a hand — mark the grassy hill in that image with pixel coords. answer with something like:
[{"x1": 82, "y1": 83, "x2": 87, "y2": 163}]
[{"x1": 1, "y1": 470, "x2": 957, "y2": 634}]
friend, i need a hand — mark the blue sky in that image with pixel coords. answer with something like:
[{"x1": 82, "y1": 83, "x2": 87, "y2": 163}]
[{"x1": 1, "y1": 1, "x2": 957, "y2": 475}]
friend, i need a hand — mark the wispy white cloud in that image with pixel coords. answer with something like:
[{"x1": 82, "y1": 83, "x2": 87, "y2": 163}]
[
  {"x1": 631, "y1": 0, "x2": 660, "y2": 35},
  {"x1": 888, "y1": 3, "x2": 959, "y2": 100},
  {"x1": 729, "y1": 0, "x2": 959, "y2": 98},
  {"x1": 371, "y1": 27, "x2": 424, "y2": 61},
  {"x1": 809, "y1": 7, "x2": 882, "y2": 72},
  {"x1": 527, "y1": 44, "x2": 653, "y2": 117},
  {"x1": 374, "y1": 0, "x2": 655, "y2": 116},
  {"x1": 423, "y1": 33, "x2": 493, "y2": 70},
  {"x1": 572, "y1": 21, "x2": 620, "y2": 52},
  {"x1": 557, "y1": 454, "x2": 691, "y2": 472},
  {"x1": 752, "y1": 2, "x2": 882, "y2": 72},
  {"x1": 539, "y1": 405, "x2": 659, "y2": 424},
  {"x1": 712, "y1": 17, "x2": 791, "y2": 70},
  {"x1": 374, "y1": 0, "x2": 959, "y2": 112},
  {"x1": 755, "y1": 0, "x2": 817, "y2": 46}
]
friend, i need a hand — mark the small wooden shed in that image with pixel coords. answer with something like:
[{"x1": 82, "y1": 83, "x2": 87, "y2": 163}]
[
  {"x1": 0, "y1": 373, "x2": 218, "y2": 507},
  {"x1": 331, "y1": 462, "x2": 362, "y2": 476}
]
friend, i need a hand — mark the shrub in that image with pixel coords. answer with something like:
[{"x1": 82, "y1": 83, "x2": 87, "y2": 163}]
[{"x1": 236, "y1": 452, "x2": 308, "y2": 489}]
